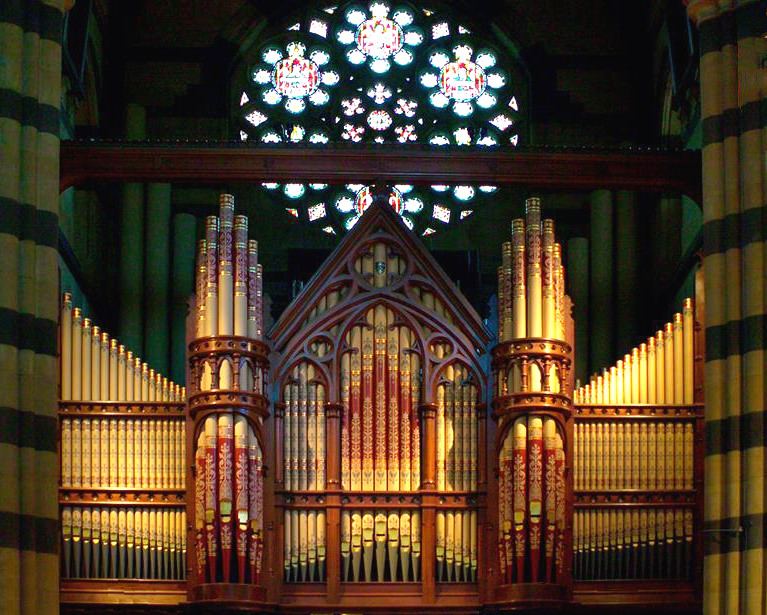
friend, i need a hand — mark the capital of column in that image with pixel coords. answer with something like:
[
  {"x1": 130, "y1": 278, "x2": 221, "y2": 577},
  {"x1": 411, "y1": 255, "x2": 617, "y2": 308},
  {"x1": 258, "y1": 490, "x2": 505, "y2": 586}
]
[
  {"x1": 684, "y1": 0, "x2": 721, "y2": 25},
  {"x1": 419, "y1": 402, "x2": 437, "y2": 420},
  {"x1": 325, "y1": 402, "x2": 343, "y2": 420},
  {"x1": 476, "y1": 402, "x2": 487, "y2": 420}
]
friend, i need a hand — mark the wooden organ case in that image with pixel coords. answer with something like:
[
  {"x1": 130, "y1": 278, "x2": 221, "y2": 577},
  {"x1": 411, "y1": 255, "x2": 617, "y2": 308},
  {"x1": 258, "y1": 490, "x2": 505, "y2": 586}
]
[
  {"x1": 267, "y1": 202, "x2": 491, "y2": 612},
  {"x1": 59, "y1": 199, "x2": 704, "y2": 615}
]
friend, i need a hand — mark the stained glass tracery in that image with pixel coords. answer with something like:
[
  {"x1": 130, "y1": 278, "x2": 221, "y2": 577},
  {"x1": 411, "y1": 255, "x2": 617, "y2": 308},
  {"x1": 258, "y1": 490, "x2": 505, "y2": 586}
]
[{"x1": 238, "y1": 1, "x2": 525, "y2": 234}]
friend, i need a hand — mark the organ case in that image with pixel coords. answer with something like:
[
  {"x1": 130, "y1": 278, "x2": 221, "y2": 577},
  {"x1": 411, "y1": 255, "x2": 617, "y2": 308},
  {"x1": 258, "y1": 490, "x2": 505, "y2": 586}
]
[
  {"x1": 57, "y1": 197, "x2": 704, "y2": 614},
  {"x1": 268, "y1": 201, "x2": 490, "y2": 610}
]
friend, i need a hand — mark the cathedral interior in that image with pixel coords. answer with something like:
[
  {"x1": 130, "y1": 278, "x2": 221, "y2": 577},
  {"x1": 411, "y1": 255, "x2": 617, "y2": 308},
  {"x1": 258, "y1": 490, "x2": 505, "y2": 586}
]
[{"x1": 1, "y1": 0, "x2": 765, "y2": 614}]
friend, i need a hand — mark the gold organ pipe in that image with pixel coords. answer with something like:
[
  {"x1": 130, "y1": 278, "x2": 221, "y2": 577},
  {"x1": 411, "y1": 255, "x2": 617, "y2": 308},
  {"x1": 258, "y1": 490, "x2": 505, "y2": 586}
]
[
  {"x1": 511, "y1": 219, "x2": 526, "y2": 340},
  {"x1": 542, "y1": 219, "x2": 556, "y2": 339},
  {"x1": 683, "y1": 299, "x2": 694, "y2": 403},
  {"x1": 664, "y1": 323, "x2": 674, "y2": 404}
]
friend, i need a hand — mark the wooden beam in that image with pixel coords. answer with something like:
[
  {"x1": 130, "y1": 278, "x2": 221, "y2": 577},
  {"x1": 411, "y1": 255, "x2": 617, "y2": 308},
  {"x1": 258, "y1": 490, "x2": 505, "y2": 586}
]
[{"x1": 60, "y1": 141, "x2": 702, "y2": 204}]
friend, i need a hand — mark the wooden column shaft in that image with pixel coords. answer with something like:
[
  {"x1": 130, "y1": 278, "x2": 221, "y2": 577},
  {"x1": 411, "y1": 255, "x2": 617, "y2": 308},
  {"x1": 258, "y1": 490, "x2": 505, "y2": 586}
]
[
  {"x1": 325, "y1": 403, "x2": 342, "y2": 489},
  {"x1": 477, "y1": 403, "x2": 488, "y2": 490},
  {"x1": 324, "y1": 402, "x2": 343, "y2": 599},
  {"x1": 420, "y1": 403, "x2": 437, "y2": 490},
  {"x1": 274, "y1": 403, "x2": 285, "y2": 490}
]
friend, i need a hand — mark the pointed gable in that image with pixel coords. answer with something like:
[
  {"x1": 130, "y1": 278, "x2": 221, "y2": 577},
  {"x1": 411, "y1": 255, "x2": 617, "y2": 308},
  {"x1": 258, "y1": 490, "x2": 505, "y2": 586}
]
[{"x1": 270, "y1": 201, "x2": 490, "y2": 352}]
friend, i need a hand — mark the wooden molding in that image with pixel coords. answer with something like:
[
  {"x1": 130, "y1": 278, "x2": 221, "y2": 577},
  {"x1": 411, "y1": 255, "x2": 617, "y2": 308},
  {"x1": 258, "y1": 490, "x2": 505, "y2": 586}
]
[{"x1": 59, "y1": 141, "x2": 702, "y2": 204}]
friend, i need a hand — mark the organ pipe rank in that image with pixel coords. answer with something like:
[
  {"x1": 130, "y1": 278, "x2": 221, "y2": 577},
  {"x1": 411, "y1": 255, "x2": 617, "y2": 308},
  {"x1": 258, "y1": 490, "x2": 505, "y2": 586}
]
[{"x1": 59, "y1": 294, "x2": 186, "y2": 580}]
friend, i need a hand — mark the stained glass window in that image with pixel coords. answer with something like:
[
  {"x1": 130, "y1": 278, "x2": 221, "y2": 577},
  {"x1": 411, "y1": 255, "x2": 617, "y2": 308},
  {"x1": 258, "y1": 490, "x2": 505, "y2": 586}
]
[{"x1": 237, "y1": 1, "x2": 526, "y2": 235}]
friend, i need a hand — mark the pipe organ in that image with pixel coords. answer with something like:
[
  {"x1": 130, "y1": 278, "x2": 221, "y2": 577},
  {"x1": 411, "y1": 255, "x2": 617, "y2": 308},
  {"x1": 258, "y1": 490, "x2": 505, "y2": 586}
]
[
  {"x1": 59, "y1": 197, "x2": 703, "y2": 613},
  {"x1": 59, "y1": 296, "x2": 187, "y2": 586}
]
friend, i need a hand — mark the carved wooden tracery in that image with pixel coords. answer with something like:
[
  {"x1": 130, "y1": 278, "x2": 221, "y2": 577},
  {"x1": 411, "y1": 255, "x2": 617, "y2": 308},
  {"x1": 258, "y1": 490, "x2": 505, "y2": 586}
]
[{"x1": 266, "y1": 202, "x2": 490, "y2": 608}]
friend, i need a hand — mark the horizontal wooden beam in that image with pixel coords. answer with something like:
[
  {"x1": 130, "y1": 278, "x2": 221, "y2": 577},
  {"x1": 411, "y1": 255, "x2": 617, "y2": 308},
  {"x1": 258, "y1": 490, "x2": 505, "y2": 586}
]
[{"x1": 60, "y1": 141, "x2": 702, "y2": 204}]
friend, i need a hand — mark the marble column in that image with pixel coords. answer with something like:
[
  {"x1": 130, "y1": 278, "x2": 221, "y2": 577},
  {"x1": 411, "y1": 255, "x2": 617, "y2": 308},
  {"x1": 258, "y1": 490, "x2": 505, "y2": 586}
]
[
  {"x1": 170, "y1": 212, "x2": 196, "y2": 383},
  {"x1": 567, "y1": 237, "x2": 589, "y2": 386},
  {"x1": 144, "y1": 183, "x2": 172, "y2": 373},
  {"x1": 655, "y1": 196, "x2": 682, "y2": 306},
  {"x1": 118, "y1": 104, "x2": 146, "y2": 354},
  {"x1": 589, "y1": 190, "x2": 613, "y2": 373},
  {"x1": 615, "y1": 190, "x2": 638, "y2": 353},
  {"x1": 686, "y1": 3, "x2": 767, "y2": 613}
]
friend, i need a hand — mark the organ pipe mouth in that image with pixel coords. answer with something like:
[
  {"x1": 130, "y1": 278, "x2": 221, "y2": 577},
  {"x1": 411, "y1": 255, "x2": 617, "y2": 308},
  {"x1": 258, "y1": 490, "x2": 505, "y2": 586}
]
[{"x1": 674, "y1": 312, "x2": 683, "y2": 324}]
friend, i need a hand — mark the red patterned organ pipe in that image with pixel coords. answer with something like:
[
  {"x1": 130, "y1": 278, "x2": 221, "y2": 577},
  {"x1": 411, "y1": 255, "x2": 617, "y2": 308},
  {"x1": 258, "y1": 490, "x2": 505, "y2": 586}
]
[
  {"x1": 512, "y1": 418, "x2": 527, "y2": 582},
  {"x1": 528, "y1": 417, "x2": 543, "y2": 582},
  {"x1": 555, "y1": 432, "x2": 566, "y2": 578},
  {"x1": 543, "y1": 418, "x2": 557, "y2": 582}
]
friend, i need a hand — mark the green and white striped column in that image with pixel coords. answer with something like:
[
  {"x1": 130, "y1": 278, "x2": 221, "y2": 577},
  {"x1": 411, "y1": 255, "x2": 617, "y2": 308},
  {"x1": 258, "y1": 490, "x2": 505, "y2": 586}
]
[
  {"x1": 0, "y1": 2, "x2": 63, "y2": 614},
  {"x1": 687, "y1": 1, "x2": 767, "y2": 613}
]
